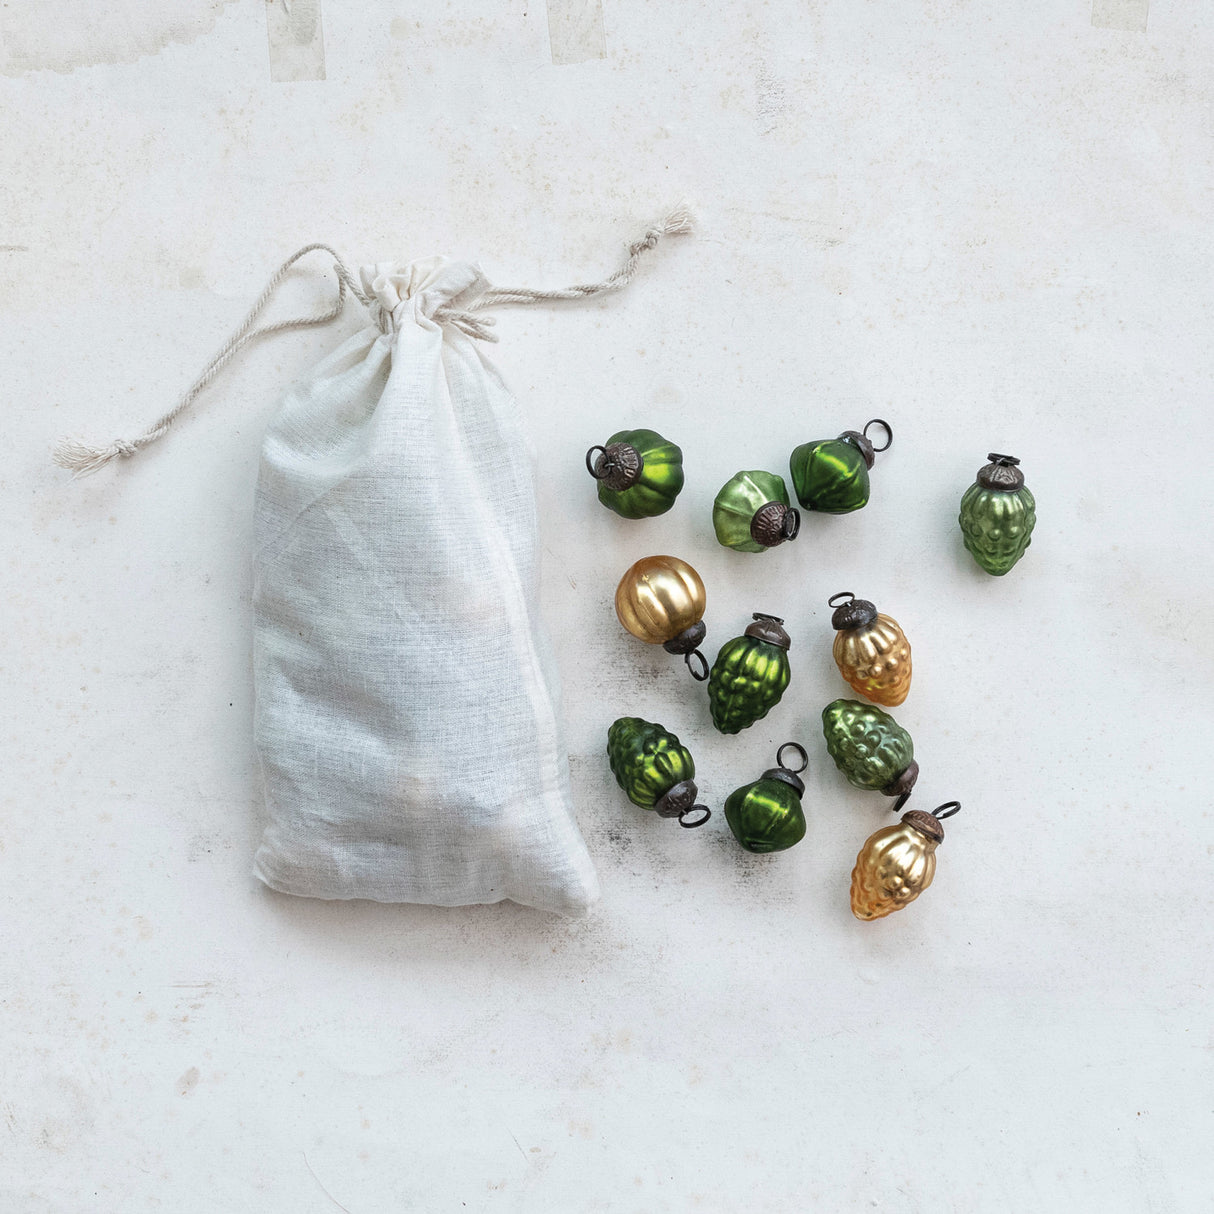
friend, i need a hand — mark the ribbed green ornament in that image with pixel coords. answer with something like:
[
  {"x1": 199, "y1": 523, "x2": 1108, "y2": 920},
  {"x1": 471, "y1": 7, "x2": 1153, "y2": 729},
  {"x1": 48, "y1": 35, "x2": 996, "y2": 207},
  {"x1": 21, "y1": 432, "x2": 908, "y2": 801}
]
[
  {"x1": 606, "y1": 717, "x2": 711, "y2": 827},
  {"x1": 821, "y1": 699, "x2": 918, "y2": 797},
  {"x1": 589, "y1": 428, "x2": 684, "y2": 519},
  {"x1": 707, "y1": 614, "x2": 792, "y2": 734},
  {"x1": 959, "y1": 454, "x2": 1036, "y2": 576},
  {"x1": 711, "y1": 470, "x2": 799, "y2": 553}
]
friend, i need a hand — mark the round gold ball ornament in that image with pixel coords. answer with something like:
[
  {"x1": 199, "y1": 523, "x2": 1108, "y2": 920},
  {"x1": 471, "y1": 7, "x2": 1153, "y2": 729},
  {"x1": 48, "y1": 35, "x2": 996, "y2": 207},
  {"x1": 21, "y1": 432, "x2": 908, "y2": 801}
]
[
  {"x1": 614, "y1": 554, "x2": 710, "y2": 681},
  {"x1": 828, "y1": 592, "x2": 912, "y2": 707},
  {"x1": 850, "y1": 801, "x2": 961, "y2": 921}
]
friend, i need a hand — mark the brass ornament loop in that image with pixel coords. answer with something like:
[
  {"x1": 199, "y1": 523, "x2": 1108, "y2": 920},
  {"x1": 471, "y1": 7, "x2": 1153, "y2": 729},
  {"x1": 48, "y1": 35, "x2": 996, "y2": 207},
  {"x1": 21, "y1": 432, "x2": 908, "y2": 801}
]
[
  {"x1": 776, "y1": 741, "x2": 809, "y2": 775},
  {"x1": 685, "y1": 650, "x2": 710, "y2": 681},
  {"x1": 678, "y1": 805, "x2": 712, "y2": 829},
  {"x1": 932, "y1": 800, "x2": 962, "y2": 820},
  {"x1": 827, "y1": 591, "x2": 855, "y2": 609},
  {"x1": 864, "y1": 418, "x2": 893, "y2": 452}
]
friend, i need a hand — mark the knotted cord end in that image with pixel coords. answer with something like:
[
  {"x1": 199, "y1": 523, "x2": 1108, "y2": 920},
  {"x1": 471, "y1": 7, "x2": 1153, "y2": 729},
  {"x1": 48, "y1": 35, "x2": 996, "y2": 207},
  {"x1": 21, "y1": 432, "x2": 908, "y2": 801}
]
[
  {"x1": 52, "y1": 437, "x2": 138, "y2": 477},
  {"x1": 659, "y1": 204, "x2": 694, "y2": 237}
]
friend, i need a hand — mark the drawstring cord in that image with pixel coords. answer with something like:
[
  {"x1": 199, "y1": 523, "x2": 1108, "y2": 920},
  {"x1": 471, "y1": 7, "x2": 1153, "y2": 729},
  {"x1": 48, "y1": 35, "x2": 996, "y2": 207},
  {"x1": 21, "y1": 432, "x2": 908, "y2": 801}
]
[{"x1": 52, "y1": 206, "x2": 692, "y2": 476}]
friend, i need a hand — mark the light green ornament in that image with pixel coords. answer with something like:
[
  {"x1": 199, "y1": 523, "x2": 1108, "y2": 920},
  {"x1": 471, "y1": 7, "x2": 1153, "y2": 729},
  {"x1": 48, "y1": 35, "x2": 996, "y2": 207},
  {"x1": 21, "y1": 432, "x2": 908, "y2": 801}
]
[
  {"x1": 958, "y1": 453, "x2": 1036, "y2": 576},
  {"x1": 711, "y1": 471, "x2": 801, "y2": 553}
]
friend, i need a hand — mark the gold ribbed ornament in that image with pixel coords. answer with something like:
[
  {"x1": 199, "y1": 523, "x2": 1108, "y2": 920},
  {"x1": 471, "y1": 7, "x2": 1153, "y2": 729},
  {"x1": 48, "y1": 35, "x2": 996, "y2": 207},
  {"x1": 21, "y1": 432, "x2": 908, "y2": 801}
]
[
  {"x1": 828, "y1": 593, "x2": 912, "y2": 706},
  {"x1": 614, "y1": 555, "x2": 706, "y2": 645},
  {"x1": 849, "y1": 804, "x2": 959, "y2": 921}
]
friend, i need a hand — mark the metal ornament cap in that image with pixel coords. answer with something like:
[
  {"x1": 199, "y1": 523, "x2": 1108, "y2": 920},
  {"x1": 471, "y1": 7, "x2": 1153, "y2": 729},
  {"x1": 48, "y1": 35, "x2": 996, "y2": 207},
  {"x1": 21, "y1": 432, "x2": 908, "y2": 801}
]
[
  {"x1": 743, "y1": 612, "x2": 791, "y2": 650},
  {"x1": 749, "y1": 501, "x2": 801, "y2": 548},
  {"x1": 975, "y1": 453, "x2": 1025, "y2": 492},
  {"x1": 829, "y1": 593, "x2": 879, "y2": 632}
]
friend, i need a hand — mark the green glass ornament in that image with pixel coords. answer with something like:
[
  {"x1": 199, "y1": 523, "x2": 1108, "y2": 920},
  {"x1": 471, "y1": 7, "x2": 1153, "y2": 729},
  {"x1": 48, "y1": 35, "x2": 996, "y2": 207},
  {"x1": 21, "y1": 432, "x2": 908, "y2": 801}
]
[
  {"x1": 820, "y1": 698, "x2": 919, "y2": 803},
  {"x1": 789, "y1": 419, "x2": 892, "y2": 514},
  {"x1": 711, "y1": 470, "x2": 801, "y2": 553},
  {"x1": 707, "y1": 613, "x2": 792, "y2": 734},
  {"x1": 723, "y1": 742, "x2": 809, "y2": 853},
  {"x1": 586, "y1": 428, "x2": 685, "y2": 519},
  {"x1": 606, "y1": 716, "x2": 711, "y2": 828},
  {"x1": 959, "y1": 453, "x2": 1036, "y2": 576}
]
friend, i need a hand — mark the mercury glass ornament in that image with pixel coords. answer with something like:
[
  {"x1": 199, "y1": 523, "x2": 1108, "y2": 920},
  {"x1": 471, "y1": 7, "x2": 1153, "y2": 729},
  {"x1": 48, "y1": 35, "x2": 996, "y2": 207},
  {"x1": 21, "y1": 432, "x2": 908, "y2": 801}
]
[{"x1": 850, "y1": 801, "x2": 961, "y2": 920}]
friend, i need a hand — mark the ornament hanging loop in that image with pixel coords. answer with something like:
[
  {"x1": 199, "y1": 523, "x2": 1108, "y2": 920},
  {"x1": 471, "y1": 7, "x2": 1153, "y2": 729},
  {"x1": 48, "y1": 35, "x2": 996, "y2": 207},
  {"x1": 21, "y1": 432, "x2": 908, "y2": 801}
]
[
  {"x1": 782, "y1": 508, "x2": 802, "y2": 541},
  {"x1": 987, "y1": 453, "x2": 1019, "y2": 466},
  {"x1": 864, "y1": 418, "x2": 893, "y2": 452},
  {"x1": 828, "y1": 591, "x2": 855, "y2": 609},
  {"x1": 685, "y1": 650, "x2": 710, "y2": 682},
  {"x1": 585, "y1": 445, "x2": 612, "y2": 479},
  {"x1": 776, "y1": 742, "x2": 809, "y2": 774},
  {"x1": 892, "y1": 791, "x2": 913, "y2": 813},
  {"x1": 931, "y1": 800, "x2": 962, "y2": 820},
  {"x1": 678, "y1": 805, "x2": 712, "y2": 829}
]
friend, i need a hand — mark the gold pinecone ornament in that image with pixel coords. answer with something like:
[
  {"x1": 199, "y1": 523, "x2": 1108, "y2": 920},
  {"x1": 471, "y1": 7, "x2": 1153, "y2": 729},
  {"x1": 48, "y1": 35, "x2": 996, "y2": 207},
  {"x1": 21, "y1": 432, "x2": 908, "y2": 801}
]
[
  {"x1": 850, "y1": 802, "x2": 960, "y2": 920},
  {"x1": 828, "y1": 592, "x2": 912, "y2": 707}
]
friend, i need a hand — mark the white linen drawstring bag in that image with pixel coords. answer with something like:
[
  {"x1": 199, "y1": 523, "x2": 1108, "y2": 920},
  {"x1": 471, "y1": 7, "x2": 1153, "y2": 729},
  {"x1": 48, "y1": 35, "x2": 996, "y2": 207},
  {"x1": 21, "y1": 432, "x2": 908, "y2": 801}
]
[{"x1": 56, "y1": 210, "x2": 692, "y2": 914}]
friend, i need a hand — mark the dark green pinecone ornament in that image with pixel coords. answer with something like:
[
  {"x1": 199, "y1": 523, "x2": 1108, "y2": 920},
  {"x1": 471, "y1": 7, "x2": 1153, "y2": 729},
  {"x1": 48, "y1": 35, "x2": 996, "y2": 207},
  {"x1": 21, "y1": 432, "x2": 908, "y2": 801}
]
[
  {"x1": 789, "y1": 419, "x2": 892, "y2": 514},
  {"x1": 821, "y1": 698, "x2": 918, "y2": 803},
  {"x1": 723, "y1": 743, "x2": 810, "y2": 853},
  {"x1": 586, "y1": 428, "x2": 684, "y2": 519},
  {"x1": 711, "y1": 470, "x2": 800, "y2": 552},
  {"x1": 959, "y1": 453, "x2": 1036, "y2": 575},
  {"x1": 606, "y1": 717, "x2": 711, "y2": 828},
  {"x1": 707, "y1": 614, "x2": 792, "y2": 734}
]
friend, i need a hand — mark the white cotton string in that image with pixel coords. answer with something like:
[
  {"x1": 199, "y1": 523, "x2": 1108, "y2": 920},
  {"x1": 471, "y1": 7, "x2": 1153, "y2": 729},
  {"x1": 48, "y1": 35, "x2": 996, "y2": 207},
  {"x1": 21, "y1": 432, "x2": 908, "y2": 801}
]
[
  {"x1": 53, "y1": 243, "x2": 355, "y2": 476},
  {"x1": 475, "y1": 204, "x2": 693, "y2": 313},
  {"x1": 52, "y1": 207, "x2": 692, "y2": 474}
]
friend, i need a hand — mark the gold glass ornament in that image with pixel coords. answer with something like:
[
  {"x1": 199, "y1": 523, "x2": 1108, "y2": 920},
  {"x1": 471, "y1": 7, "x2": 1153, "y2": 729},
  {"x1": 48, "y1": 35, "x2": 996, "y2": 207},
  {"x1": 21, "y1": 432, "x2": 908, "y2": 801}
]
[
  {"x1": 828, "y1": 592, "x2": 912, "y2": 707},
  {"x1": 614, "y1": 554, "x2": 709, "y2": 680},
  {"x1": 850, "y1": 801, "x2": 960, "y2": 921}
]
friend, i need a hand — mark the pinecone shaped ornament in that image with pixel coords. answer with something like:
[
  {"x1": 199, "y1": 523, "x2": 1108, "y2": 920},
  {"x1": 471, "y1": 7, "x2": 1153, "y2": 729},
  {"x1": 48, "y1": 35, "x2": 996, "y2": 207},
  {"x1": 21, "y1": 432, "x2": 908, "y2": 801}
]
[
  {"x1": 820, "y1": 699, "x2": 918, "y2": 802},
  {"x1": 707, "y1": 613, "x2": 792, "y2": 734},
  {"x1": 958, "y1": 453, "x2": 1036, "y2": 575},
  {"x1": 606, "y1": 717, "x2": 712, "y2": 828},
  {"x1": 851, "y1": 801, "x2": 961, "y2": 920},
  {"x1": 828, "y1": 592, "x2": 912, "y2": 707}
]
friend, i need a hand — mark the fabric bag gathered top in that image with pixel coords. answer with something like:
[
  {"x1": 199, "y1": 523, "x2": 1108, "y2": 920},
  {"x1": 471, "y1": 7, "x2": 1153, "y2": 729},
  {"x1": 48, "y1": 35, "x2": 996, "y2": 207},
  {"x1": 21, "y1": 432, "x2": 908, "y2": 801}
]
[{"x1": 57, "y1": 210, "x2": 692, "y2": 914}]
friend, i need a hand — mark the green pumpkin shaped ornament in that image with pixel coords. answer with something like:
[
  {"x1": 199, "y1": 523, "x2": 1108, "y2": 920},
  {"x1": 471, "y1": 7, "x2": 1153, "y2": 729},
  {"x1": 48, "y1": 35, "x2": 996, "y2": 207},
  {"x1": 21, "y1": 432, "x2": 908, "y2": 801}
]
[
  {"x1": 959, "y1": 453, "x2": 1036, "y2": 576},
  {"x1": 821, "y1": 698, "x2": 918, "y2": 805},
  {"x1": 586, "y1": 428, "x2": 684, "y2": 519},
  {"x1": 724, "y1": 743, "x2": 810, "y2": 853},
  {"x1": 606, "y1": 716, "x2": 711, "y2": 828},
  {"x1": 789, "y1": 419, "x2": 892, "y2": 514},
  {"x1": 707, "y1": 613, "x2": 792, "y2": 734},
  {"x1": 712, "y1": 470, "x2": 801, "y2": 553}
]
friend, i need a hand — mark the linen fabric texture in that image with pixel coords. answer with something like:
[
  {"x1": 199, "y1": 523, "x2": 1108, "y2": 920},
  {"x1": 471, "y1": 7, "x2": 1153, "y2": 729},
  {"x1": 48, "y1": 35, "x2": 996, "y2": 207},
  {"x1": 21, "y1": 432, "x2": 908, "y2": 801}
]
[{"x1": 251, "y1": 257, "x2": 600, "y2": 914}]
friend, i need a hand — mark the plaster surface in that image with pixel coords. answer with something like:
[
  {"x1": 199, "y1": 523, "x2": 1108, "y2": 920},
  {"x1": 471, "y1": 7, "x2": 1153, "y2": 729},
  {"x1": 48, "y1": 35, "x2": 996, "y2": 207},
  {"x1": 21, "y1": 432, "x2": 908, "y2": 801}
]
[{"x1": 2, "y1": 2, "x2": 1212, "y2": 1210}]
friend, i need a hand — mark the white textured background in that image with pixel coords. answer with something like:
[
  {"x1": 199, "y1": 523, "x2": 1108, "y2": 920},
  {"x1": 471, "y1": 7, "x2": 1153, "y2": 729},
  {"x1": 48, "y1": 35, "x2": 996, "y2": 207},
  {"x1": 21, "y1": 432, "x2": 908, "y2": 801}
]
[{"x1": 2, "y1": 2, "x2": 1212, "y2": 1210}]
